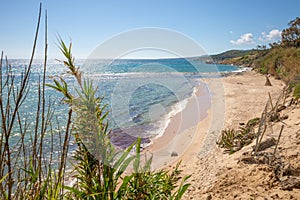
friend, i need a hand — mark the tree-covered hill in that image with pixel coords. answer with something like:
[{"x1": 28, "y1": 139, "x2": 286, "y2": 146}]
[{"x1": 211, "y1": 49, "x2": 257, "y2": 63}]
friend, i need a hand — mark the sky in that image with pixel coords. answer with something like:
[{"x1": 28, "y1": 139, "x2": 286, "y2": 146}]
[{"x1": 0, "y1": 0, "x2": 300, "y2": 59}]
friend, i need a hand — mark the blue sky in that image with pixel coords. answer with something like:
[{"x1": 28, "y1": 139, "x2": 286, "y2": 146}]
[{"x1": 0, "y1": 0, "x2": 300, "y2": 59}]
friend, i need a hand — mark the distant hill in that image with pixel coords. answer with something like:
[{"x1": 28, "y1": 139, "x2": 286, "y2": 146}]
[
  {"x1": 210, "y1": 49, "x2": 257, "y2": 62},
  {"x1": 191, "y1": 49, "x2": 258, "y2": 65}
]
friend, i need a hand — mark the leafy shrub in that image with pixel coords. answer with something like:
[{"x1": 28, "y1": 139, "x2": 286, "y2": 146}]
[
  {"x1": 293, "y1": 83, "x2": 300, "y2": 100},
  {"x1": 259, "y1": 66, "x2": 268, "y2": 74}
]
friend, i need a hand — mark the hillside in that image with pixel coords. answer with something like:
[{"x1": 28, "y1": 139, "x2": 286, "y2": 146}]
[
  {"x1": 211, "y1": 49, "x2": 258, "y2": 64},
  {"x1": 254, "y1": 47, "x2": 300, "y2": 84},
  {"x1": 212, "y1": 47, "x2": 300, "y2": 85}
]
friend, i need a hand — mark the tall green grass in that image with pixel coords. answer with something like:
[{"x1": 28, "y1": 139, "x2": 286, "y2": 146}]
[
  {"x1": 51, "y1": 38, "x2": 191, "y2": 200},
  {"x1": 0, "y1": 4, "x2": 70, "y2": 199},
  {"x1": 0, "y1": 4, "x2": 190, "y2": 199}
]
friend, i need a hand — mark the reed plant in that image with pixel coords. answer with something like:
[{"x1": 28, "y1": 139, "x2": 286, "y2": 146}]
[
  {"x1": 0, "y1": 3, "x2": 190, "y2": 199},
  {"x1": 52, "y1": 38, "x2": 191, "y2": 199},
  {"x1": 0, "y1": 4, "x2": 70, "y2": 199}
]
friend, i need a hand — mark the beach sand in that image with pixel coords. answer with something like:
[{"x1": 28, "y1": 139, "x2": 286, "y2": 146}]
[{"x1": 147, "y1": 70, "x2": 300, "y2": 199}]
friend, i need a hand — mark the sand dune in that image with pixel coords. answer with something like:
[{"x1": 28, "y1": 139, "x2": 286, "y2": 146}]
[{"x1": 163, "y1": 70, "x2": 300, "y2": 199}]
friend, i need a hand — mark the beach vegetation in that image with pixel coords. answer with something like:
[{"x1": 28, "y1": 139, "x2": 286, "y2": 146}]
[
  {"x1": 259, "y1": 66, "x2": 268, "y2": 74},
  {"x1": 0, "y1": 4, "x2": 190, "y2": 199},
  {"x1": 293, "y1": 83, "x2": 300, "y2": 101},
  {"x1": 217, "y1": 129, "x2": 238, "y2": 154},
  {"x1": 217, "y1": 118, "x2": 260, "y2": 154},
  {"x1": 257, "y1": 17, "x2": 300, "y2": 83},
  {"x1": 0, "y1": 4, "x2": 68, "y2": 199},
  {"x1": 253, "y1": 47, "x2": 300, "y2": 83},
  {"x1": 54, "y1": 38, "x2": 191, "y2": 200}
]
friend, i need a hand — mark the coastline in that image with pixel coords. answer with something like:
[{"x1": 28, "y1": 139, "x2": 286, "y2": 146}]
[
  {"x1": 145, "y1": 69, "x2": 300, "y2": 199},
  {"x1": 145, "y1": 78, "x2": 212, "y2": 169},
  {"x1": 178, "y1": 70, "x2": 300, "y2": 199},
  {"x1": 145, "y1": 70, "x2": 226, "y2": 169}
]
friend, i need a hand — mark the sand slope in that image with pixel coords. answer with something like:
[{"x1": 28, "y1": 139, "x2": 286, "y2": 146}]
[{"x1": 178, "y1": 71, "x2": 300, "y2": 199}]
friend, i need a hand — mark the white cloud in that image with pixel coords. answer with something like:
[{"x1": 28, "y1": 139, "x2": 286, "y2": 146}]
[
  {"x1": 259, "y1": 29, "x2": 282, "y2": 41},
  {"x1": 230, "y1": 33, "x2": 254, "y2": 45}
]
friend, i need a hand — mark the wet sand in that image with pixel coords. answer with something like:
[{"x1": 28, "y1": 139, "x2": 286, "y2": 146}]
[{"x1": 146, "y1": 73, "x2": 225, "y2": 170}]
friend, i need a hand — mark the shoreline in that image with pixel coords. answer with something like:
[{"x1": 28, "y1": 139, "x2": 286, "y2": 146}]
[
  {"x1": 145, "y1": 70, "x2": 226, "y2": 169},
  {"x1": 143, "y1": 69, "x2": 299, "y2": 199},
  {"x1": 176, "y1": 70, "x2": 299, "y2": 199}
]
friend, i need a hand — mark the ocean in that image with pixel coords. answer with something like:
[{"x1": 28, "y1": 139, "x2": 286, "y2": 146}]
[{"x1": 5, "y1": 58, "x2": 239, "y2": 151}]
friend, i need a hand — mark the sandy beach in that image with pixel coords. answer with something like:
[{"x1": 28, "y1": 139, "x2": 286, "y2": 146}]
[{"x1": 147, "y1": 70, "x2": 300, "y2": 199}]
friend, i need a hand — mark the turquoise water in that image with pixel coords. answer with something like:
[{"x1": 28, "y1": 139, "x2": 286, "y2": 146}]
[
  {"x1": 81, "y1": 58, "x2": 238, "y2": 148},
  {"x1": 82, "y1": 58, "x2": 238, "y2": 74},
  {"x1": 4, "y1": 58, "x2": 239, "y2": 149}
]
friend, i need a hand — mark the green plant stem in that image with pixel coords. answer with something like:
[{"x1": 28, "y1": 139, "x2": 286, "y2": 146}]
[{"x1": 57, "y1": 108, "x2": 72, "y2": 189}]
